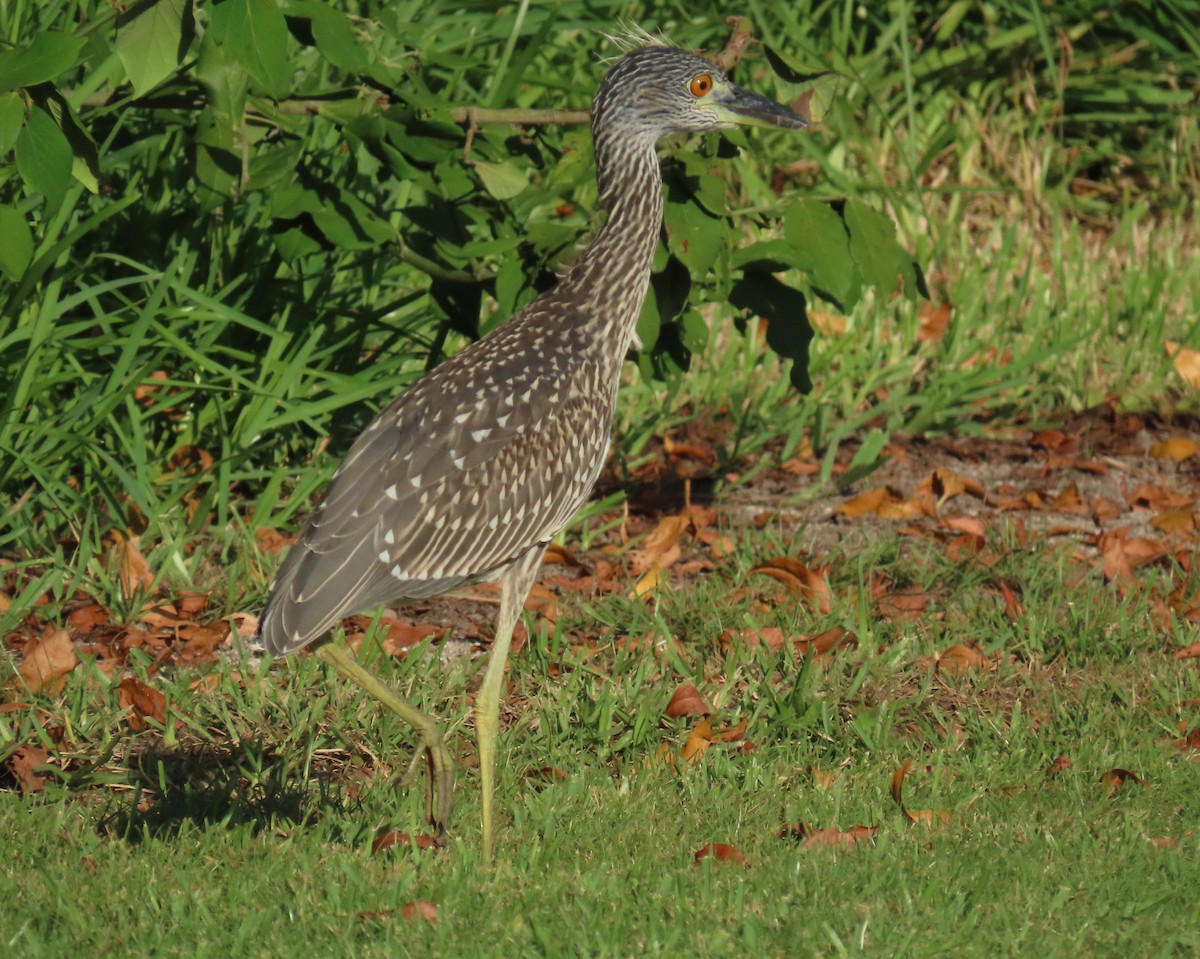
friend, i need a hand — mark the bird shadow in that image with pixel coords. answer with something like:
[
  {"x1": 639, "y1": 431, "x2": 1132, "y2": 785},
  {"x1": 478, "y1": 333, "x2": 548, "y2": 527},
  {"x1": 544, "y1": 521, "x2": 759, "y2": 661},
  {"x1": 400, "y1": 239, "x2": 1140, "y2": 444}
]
[{"x1": 96, "y1": 739, "x2": 362, "y2": 845}]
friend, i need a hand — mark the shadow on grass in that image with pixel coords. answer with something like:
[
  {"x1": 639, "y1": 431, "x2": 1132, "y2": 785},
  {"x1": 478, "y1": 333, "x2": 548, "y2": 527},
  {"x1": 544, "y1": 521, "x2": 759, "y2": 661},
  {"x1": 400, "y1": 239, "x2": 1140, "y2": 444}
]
[{"x1": 97, "y1": 739, "x2": 362, "y2": 843}]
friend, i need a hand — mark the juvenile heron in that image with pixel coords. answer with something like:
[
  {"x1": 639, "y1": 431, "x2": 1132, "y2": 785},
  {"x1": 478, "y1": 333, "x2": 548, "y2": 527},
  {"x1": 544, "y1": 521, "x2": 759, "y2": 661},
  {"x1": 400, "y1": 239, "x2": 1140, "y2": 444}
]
[{"x1": 258, "y1": 43, "x2": 805, "y2": 859}]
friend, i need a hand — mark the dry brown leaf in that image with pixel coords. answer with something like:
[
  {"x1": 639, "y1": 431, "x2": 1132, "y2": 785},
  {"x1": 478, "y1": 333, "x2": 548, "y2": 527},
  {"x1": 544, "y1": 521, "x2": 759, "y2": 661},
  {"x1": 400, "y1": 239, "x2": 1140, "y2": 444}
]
[
  {"x1": 809, "y1": 308, "x2": 847, "y2": 337},
  {"x1": 718, "y1": 627, "x2": 788, "y2": 655},
  {"x1": 1045, "y1": 755, "x2": 1072, "y2": 778},
  {"x1": 117, "y1": 676, "x2": 168, "y2": 731},
  {"x1": 1173, "y1": 727, "x2": 1200, "y2": 752},
  {"x1": 1149, "y1": 437, "x2": 1200, "y2": 461},
  {"x1": 749, "y1": 557, "x2": 832, "y2": 613},
  {"x1": 665, "y1": 683, "x2": 711, "y2": 718},
  {"x1": 629, "y1": 513, "x2": 690, "y2": 576},
  {"x1": 254, "y1": 527, "x2": 294, "y2": 555},
  {"x1": 1173, "y1": 641, "x2": 1200, "y2": 660},
  {"x1": 1165, "y1": 340, "x2": 1200, "y2": 391},
  {"x1": 1152, "y1": 509, "x2": 1197, "y2": 534},
  {"x1": 542, "y1": 543, "x2": 582, "y2": 566},
  {"x1": 400, "y1": 901, "x2": 439, "y2": 924},
  {"x1": 876, "y1": 589, "x2": 929, "y2": 621},
  {"x1": 681, "y1": 719, "x2": 716, "y2": 764},
  {"x1": 15, "y1": 629, "x2": 78, "y2": 695},
  {"x1": 116, "y1": 534, "x2": 155, "y2": 601},
  {"x1": 836, "y1": 487, "x2": 890, "y2": 517},
  {"x1": 917, "y1": 301, "x2": 952, "y2": 343},
  {"x1": 693, "y1": 843, "x2": 749, "y2": 866},
  {"x1": 796, "y1": 627, "x2": 857, "y2": 659},
  {"x1": 629, "y1": 565, "x2": 665, "y2": 599},
  {"x1": 6, "y1": 745, "x2": 52, "y2": 795},
  {"x1": 803, "y1": 824, "x2": 879, "y2": 849},
  {"x1": 1100, "y1": 768, "x2": 1146, "y2": 795},
  {"x1": 371, "y1": 831, "x2": 439, "y2": 855},
  {"x1": 937, "y1": 643, "x2": 988, "y2": 677}
]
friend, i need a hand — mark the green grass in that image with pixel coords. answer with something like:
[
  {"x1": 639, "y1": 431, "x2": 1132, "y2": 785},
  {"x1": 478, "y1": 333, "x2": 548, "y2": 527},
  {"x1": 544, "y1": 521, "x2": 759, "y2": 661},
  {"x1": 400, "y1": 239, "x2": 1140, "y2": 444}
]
[
  {"x1": 4, "y1": 1, "x2": 1200, "y2": 955},
  {"x1": 5, "y1": 528, "x2": 1200, "y2": 956}
]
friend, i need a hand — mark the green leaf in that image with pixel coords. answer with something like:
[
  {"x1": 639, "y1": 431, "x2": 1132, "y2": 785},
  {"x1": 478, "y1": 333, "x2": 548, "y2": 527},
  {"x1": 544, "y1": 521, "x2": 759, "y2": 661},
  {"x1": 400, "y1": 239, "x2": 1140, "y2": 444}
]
[
  {"x1": 473, "y1": 160, "x2": 529, "y2": 201},
  {"x1": 116, "y1": 0, "x2": 190, "y2": 98},
  {"x1": 208, "y1": 0, "x2": 291, "y2": 100},
  {"x1": 664, "y1": 198, "x2": 722, "y2": 274},
  {"x1": 196, "y1": 28, "x2": 248, "y2": 126},
  {"x1": 844, "y1": 199, "x2": 918, "y2": 301},
  {"x1": 288, "y1": 0, "x2": 367, "y2": 72},
  {"x1": 0, "y1": 32, "x2": 87, "y2": 91},
  {"x1": 783, "y1": 199, "x2": 859, "y2": 308},
  {"x1": 0, "y1": 91, "x2": 23, "y2": 153},
  {"x1": 0, "y1": 206, "x2": 33, "y2": 280},
  {"x1": 15, "y1": 106, "x2": 73, "y2": 214}
]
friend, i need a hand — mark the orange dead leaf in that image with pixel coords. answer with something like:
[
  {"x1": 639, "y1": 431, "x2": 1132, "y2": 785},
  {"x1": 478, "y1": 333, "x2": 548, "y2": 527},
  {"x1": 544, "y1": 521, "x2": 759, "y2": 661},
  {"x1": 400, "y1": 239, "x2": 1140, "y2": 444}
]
[
  {"x1": 917, "y1": 301, "x2": 952, "y2": 344},
  {"x1": 371, "y1": 831, "x2": 439, "y2": 855},
  {"x1": 629, "y1": 513, "x2": 690, "y2": 575},
  {"x1": 749, "y1": 557, "x2": 832, "y2": 613},
  {"x1": 14, "y1": 629, "x2": 78, "y2": 695},
  {"x1": 936, "y1": 643, "x2": 988, "y2": 677},
  {"x1": 1150, "y1": 437, "x2": 1200, "y2": 461},
  {"x1": 1173, "y1": 641, "x2": 1200, "y2": 660},
  {"x1": 796, "y1": 627, "x2": 857, "y2": 658},
  {"x1": 1165, "y1": 340, "x2": 1200, "y2": 391},
  {"x1": 802, "y1": 824, "x2": 879, "y2": 849},
  {"x1": 6, "y1": 745, "x2": 52, "y2": 795},
  {"x1": 836, "y1": 487, "x2": 890, "y2": 517},
  {"x1": 665, "y1": 683, "x2": 711, "y2": 718},
  {"x1": 542, "y1": 543, "x2": 582, "y2": 566},
  {"x1": 117, "y1": 676, "x2": 168, "y2": 731},
  {"x1": 1100, "y1": 768, "x2": 1146, "y2": 795},
  {"x1": 400, "y1": 901, "x2": 439, "y2": 924},
  {"x1": 681, "y1": 719, "x2": 716, "y2": 765},
  {"x1": 809, "y1": 308, "x2": 847, "y2": 337},
  {"x1": 693, "y1": 843, "x2": 749, "y2": 866},
  {"x1": 1174, "y1": 727, "x2": 1200, "y2": 752},
  {"x1": 890, "y1": 759, "x2": 955, "y2": 825},
  {"x1": 1152, "y1": 509, "x2": 1197, "y2": 534},
  {"x1": 1045, "y1": 755, "x2": 1072, "y2": 778},
  {"x1": 629, "y1": 565, "x2": 665, "y2": 599},
  {"x1": 876, "y1": 588, "x2": 929, "y2": 621},
  {"x1": 718, "y1": 627, "x2": 788, "y2": 655},
  {"x1": 921, "y1": 467, "x2": 983, "y2": 506},
  {"x1": 115, "y1": 534, "x2": 155, "y2": 601}
]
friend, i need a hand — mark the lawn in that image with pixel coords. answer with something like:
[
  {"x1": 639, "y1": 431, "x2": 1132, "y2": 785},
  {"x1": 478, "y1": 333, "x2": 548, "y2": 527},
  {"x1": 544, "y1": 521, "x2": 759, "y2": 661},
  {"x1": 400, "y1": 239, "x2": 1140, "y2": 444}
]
[{"x1": 3, "y1": 2, "x2": 1200, "y2": 956}]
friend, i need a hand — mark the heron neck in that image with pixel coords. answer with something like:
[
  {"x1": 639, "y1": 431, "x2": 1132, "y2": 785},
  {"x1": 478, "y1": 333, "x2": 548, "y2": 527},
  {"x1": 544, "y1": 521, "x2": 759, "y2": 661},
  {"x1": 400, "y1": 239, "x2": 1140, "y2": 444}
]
[{"x1": 565, "y1": 134, "x2": 663, "y2": 351}]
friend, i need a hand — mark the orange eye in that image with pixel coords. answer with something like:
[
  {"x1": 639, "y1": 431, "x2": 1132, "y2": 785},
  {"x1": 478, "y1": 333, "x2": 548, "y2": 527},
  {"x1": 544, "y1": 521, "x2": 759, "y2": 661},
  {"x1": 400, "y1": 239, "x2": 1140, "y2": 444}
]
[{"x1": 689, "y1": 74, "x2": 713, "y2": 97}]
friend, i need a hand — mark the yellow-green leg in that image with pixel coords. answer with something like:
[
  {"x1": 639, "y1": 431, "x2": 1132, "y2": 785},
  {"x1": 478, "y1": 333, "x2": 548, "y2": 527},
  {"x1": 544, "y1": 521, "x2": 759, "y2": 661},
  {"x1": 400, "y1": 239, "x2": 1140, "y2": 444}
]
[
  {"x1": 475, "y1": 545, "x2": 545, "y2": 862},
  {"x1": 315, "y1": 642, "x2": 454, "y2": 837}
]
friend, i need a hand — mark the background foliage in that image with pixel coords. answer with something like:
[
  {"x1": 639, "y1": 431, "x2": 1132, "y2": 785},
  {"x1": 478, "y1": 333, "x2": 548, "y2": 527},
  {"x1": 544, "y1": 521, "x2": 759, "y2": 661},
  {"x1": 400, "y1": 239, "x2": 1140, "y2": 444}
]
[{"x1": 1, "y1": 0, "x2": 1197, "y2": 627}]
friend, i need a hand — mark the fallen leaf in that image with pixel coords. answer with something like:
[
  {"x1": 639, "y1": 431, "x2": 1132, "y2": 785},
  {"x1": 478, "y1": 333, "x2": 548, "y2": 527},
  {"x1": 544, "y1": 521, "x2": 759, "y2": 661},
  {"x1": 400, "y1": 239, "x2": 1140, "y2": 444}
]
[
  {"x1": 629, "y1": 513, "x2": 690, "y2": 575},
  {"x1": 370, "y1": 831, "x2": 439, "y2": 855},
  {"x1": 1149, "y1": 437, "x2": 1200, "y2": 461},
  {"x1": 400, "y1": 901, "x2": 439, "y2": 924},
  {"x1": 795, "y1": 627, "x2": 857, "y2": 658},
  {"x1": 117, "y1": 676, "x2": 168, "y2": 731},
  {"x1": 693, "y1": 843, "x2": 749, "y2": 866},
  {"x1": 6, "y1": 745, "x2": 52, "y2": 795},
  {"x1": 1045, "y1": 755, "x2": 1072, "y2": 778},
  {"x1": 936, "y1": 643, "x2": 988, "y2": 677},
  {"x1": 718, "y1": 626, "x2": 788, "y2": 655},
  {"x1": 1165, "y1": 340, "x2": 1200, "y2": 391},
  {"x1": 1174, "y1": 727, "x2": 1200, "y2": 752},
  {"x1": 836, "y1": 487, "x2": 890, "y2": 517},
  {"x1": 917, "y1": 301, "x2": 952, "y2": 343},
  {"x1": 749, "y1": 557, "x2": 832, "y2": 613},
  {"x1": 891, "y1": 759, "x2": 954, "y2": 825},
  {"x1": 116, "y1": 534, "x2": 155, "y2": 601},
  {"x1": 681, "y1": 719, "x2": 716, "y2": 765},
  {"x1": 1173, "y1": 641, "x2": 1200, "y2": 660},
  {"x1": 665, "y1": 683, "x2": 711, "y2": 717},
  {"x1": 809, "y1": 308, "x2": 847, "y2": 337},
  {"x1": 1099, "y1": 768, "x2": 1146, "y2": 795},
  {"x1": 808, "y1": 824, "x2": 878, "y2": 848},
  {"x1": 15, "y1": 629, "x2": 78, "y2": 695},
  {"x1": 629, "y1": 565, "x2": 665, "y2": 600},
  {"x1": 876, "y1": 589, "x2": 929, "y2": 621}
]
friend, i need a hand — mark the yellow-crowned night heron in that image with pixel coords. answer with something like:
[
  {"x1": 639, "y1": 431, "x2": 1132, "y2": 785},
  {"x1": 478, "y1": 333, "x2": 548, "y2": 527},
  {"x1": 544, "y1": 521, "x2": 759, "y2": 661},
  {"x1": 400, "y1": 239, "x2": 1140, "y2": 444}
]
[{"x1": 258, "y1": 43, "x2": 805, "y2": 859}]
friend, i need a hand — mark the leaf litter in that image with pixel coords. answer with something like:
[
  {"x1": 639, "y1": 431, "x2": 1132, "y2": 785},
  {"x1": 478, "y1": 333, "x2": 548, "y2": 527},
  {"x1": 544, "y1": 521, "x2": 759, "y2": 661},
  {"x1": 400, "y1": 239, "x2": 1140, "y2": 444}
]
[{"x1": 4, "y1": 401, "x2": 1200, "y2": 843}]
